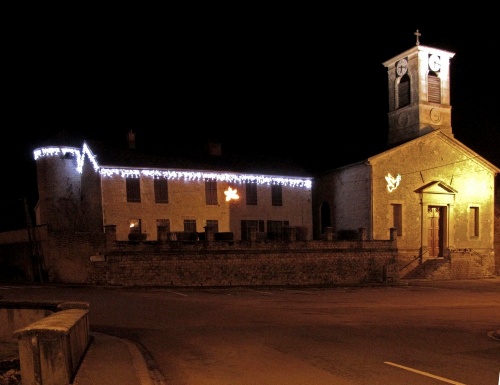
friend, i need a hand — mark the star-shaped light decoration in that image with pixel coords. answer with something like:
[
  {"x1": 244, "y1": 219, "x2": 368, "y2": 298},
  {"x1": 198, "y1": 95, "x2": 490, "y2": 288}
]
[{"x1": 224, "y1": 187, "x2": 239, "y2": 201}]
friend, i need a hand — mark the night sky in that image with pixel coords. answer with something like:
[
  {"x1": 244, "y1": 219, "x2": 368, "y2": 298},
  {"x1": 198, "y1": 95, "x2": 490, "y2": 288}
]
[{"x1": 3, "y1": 10, "x2": 499, "y2": 230}]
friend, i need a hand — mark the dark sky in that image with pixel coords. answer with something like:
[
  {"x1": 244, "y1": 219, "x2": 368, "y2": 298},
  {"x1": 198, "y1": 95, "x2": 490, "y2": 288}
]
[{"x1": 3, "y1": 11, "x2": 499, "y2": 229}]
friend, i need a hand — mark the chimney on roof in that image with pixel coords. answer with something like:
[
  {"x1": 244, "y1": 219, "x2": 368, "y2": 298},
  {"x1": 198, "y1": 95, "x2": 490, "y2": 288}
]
[{"x1": 128, "y1": 130, "x2": 136, "y2": 149}]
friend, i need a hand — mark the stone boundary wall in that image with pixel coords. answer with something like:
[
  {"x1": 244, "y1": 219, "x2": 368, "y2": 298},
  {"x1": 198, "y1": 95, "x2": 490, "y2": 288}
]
[
  {"x1": 88, "y1": 247, "x2": 399, "y2": 287},
  {"x1": 84, "y1": 226, "x2": 400, "y2": 287},
  {"x1": 0, "y1": 225, "x2": 497, "y2": 285}
]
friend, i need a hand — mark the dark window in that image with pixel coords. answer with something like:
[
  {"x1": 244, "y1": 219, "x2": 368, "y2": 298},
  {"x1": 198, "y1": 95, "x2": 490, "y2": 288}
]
[
  {"x1": 184, "y1": 219, "x2": 197, "y2": 233},
  {"x1": 469, "y1": 207, "x2": 479, "y2": 237},
  {"x1": 427, "y1": 72, "x2": 441, "y2": 103},
  {"x1": 241, "y1": 220, "x2": 265, "y2": 241},
  {"x1": 205, "y1": 180, "x2": 218, "y2": 205},
  {"x1": 156, "y1": 219, "x2": 170, "y2": 232},
  {"x1": 392, "y1": 204, "x2": 402, "y2": 236},
  {"x1": 245, "y1": 182, "x2": 257, "y2": 205},
  {"x1": 154, "y1": 178, "x2": 169, "y2": 203},
  {"x1": 267, "y1": 220, "x2": 288, "y2": 240},
  {"x1": 126, "y1": 177, "x2": 141, "y2": 202},
  {"x1": 206, "y1": 220, "x2": 219, "y2": 233},
  {"x1": 271, "y1": 184, "x2": 282, "y2": 206},
  {"x1": 397, "y1": 74, "x2": 410, "y2": 108}
]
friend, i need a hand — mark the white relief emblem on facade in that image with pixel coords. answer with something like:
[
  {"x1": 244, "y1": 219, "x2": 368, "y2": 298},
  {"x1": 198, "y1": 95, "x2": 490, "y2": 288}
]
[{"x1": 385, "y1": 173, "x2": 401, "y2": 192}]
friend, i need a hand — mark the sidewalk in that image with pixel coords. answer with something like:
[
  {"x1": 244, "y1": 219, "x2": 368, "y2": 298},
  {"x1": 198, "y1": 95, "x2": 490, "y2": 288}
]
[
  {"x1": 0, "y1": 332, "x2": 165, "y2": 385},
  {"x1": 73, "y1": 332, "x2": 165, "y2": 385}
]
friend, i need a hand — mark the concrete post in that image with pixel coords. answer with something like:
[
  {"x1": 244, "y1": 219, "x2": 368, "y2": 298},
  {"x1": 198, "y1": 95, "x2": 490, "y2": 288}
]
[
  {"x1": 103, "y1": 225, "x2": 116, "y2": 247},
  {"x1": 324, "y1": 227, "x2": 334, "y2": 241},
  {"x1": 249, "y1": 227, "x2": 257, "y2": 242},
  {"x1": 157, "y1": 225, "x2": 168, "y2": 244},
  {"x1": 284, "y1": 226, "x2": 297, "y2": 242},
  {"x1": 204, "y1": 225, "x2": 215, "y2": 242}
]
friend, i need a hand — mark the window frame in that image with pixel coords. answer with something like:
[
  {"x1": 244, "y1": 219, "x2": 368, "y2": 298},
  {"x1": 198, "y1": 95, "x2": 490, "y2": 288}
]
[
  {"x1": 245, "y1": 182, "x2": 258, "y2": 205},
  {"x1": 206, "y1": 220, "x2": 219, "y2": 233},
  {"x1": 391, "y1": 203, "x2": 403, "y2": 236},
  {"x1": 271, "y1": 184, "x2": 282, "y2": 206},
  {"x1": 205, "y1": 180, "x2": 218, "y2": 205},
  {"x1": 154, "y1": 178, "x2": 169, "y2": 204},
  {"x1": 183, "y1": 219, "x2": 197, "y2": 233},
  {"x1": 126, "y1": 177, "x2": 141, "y2": 203},
  {"x1": 129, "y1": 219, "x2": 142, "y2": 234},
  {"x1": 469, "y1": 206, "x2": 479, "y2": 238}
]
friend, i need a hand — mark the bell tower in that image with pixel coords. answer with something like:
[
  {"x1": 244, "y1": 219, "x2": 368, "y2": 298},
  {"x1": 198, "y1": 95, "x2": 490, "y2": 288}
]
[{"x1": 382, "y1": 30, "x2": 455, "y2": 147}]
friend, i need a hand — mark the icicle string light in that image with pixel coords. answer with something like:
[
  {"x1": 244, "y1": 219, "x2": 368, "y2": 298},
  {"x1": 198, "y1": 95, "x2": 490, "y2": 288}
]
[
  {"x1": 34, "y1": 147, "x2": 81, "y2": 160},
  {"x1": 34, "y1": 143, "x2": 312, "y2": 189}
]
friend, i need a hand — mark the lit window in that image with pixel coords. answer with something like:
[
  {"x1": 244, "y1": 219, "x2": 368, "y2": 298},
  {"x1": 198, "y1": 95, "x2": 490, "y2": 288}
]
[{"x1": 129, "y1": 219, "x2": 141, "y2": 234}]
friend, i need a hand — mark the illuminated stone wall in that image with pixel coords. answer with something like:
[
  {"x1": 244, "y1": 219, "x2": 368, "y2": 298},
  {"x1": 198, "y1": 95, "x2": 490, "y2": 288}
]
[
  {"x1": 228, "y1": 183, "x2": 313, "y2": 241},
  {"x1": 495, "y1": 176, "x2": 500, "y2": 275},
  {"x1": 98, "y1": 176, "x2": 312, "y2": 242},
  {"x1": 317, "y1": 131, "x2": 498, "y2": 277},
  {"x1": 33, "y1": 143, "x2": 313, "y2": 242},
  {"x1": 100, "y1": 176, "x2": 233, "y2": 241},
  {"x1": 34, "y1": 149, "x2": 82, "y2": 231}
]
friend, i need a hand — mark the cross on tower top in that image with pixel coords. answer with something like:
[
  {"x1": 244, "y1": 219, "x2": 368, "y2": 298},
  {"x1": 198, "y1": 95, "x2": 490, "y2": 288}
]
[{"x1": 414, "y1": 29, "x2": 421, "y2": 46}]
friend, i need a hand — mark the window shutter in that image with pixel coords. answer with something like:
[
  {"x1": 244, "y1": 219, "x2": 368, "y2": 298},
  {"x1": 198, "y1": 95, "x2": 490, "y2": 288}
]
[{"x1": 428, "y1": 74, "x2": 441, "y2": 103}]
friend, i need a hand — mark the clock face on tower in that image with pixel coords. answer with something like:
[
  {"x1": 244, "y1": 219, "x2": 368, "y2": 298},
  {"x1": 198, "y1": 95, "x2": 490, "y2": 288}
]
[
  {"x1": 396, "y1": 58, "x2": 408, "y2": 76},
  {"x1": 429, "y1": 54, "x2": 441, "y2": 72}
]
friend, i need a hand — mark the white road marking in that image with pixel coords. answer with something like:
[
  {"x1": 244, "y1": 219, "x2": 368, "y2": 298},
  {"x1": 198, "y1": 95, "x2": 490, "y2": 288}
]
[
  {"x1": 0, "y1": 285, "x2": 49, "y2": 289},
  {"x1": 163, "y1": 290, "x2": 188, "y2": 296},
  {"x1": 384, "y1": 361, "x2": 468, "y2": 385},
  {"x1": 246, "y1": 289, "x2": 274, "y2": 295}
]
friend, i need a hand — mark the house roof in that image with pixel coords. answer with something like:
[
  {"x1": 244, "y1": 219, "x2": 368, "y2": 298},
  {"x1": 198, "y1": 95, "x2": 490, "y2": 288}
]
[{"x1": 80, "y1": 138, "x2": 314, "y2": 179}]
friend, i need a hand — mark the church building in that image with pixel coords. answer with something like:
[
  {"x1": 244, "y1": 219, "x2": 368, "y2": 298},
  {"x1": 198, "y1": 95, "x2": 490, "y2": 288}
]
[{"x1": 314, "y1": 33, "x2": 499, "y2": 278}]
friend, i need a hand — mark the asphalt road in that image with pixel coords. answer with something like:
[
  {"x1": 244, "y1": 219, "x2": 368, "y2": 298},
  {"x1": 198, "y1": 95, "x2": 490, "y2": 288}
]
[{"x1": 1, "y1": 279, "x2": 499, "y2": 385}]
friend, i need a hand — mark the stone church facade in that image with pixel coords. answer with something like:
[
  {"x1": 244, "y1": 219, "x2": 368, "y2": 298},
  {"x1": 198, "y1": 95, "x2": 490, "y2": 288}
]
[{"x1": 315, "y1": 41, "x2": 499, "y2": 278}]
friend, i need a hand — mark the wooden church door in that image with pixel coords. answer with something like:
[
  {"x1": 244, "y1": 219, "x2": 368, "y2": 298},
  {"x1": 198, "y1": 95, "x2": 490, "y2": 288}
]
[{"x1": 427, "y1": 206, "x2": 444, "y2": 257}]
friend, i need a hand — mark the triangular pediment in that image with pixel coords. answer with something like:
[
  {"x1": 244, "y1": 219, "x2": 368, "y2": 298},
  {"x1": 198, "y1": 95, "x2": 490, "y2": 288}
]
[{"x1": 414, "y1": 180, "x2": 457, "y2": 194}]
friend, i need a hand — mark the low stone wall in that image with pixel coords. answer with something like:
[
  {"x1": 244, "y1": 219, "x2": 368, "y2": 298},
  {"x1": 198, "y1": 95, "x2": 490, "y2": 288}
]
[
  {"x1": 88, "y1": 239, "x2": 399, "y2": 287},
  {"x1": 449, "y1": 249, "x2": 496, "y2": 279},
  {"x1": 0, "y1": 301, "x2": 90, "y2": 385},
  {"x1": 1, "y1": 226, "x2": 496, "y2": 286}
]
